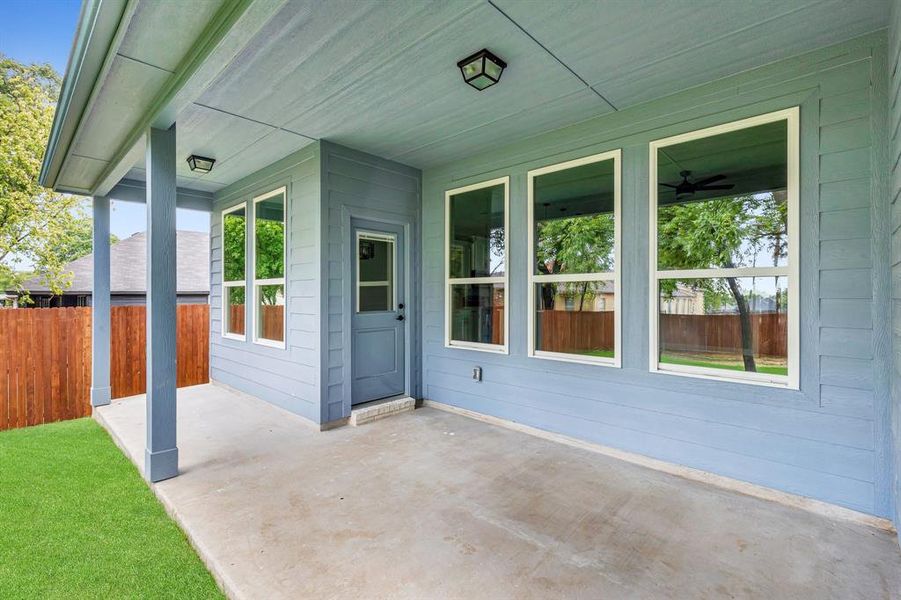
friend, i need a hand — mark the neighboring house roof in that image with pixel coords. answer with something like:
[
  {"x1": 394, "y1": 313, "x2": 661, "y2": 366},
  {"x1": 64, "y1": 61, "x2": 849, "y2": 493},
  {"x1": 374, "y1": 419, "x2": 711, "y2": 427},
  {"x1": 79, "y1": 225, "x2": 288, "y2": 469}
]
[{"x1": 16, "y1": 231, "x2": 209, "y2": 295}]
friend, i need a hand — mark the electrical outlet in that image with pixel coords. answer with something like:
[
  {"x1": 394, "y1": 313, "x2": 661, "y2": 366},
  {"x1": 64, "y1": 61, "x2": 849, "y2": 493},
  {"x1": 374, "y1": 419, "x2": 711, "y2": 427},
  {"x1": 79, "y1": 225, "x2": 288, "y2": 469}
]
[{"x1": 472, "y1": 366, "x2": 482, "y2": 382}]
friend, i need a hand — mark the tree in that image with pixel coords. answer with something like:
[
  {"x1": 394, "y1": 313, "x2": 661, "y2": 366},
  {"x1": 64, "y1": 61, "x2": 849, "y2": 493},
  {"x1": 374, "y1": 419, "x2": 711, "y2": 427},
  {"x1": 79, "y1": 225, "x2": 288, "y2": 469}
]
[
  {"x1": 0, "y1": 56, "x2": 105, "y2": 297},
  {"x1": 42, "y1": 204, "x2": 118, "y2": 265},
  {"x1": 534, "y1": 212, "x2": 615, "y2": 310},
  {"x1": 222, "y1": 213, "x2": 284, "y2": 305},
  {"x1": 657, "y1": 192, "x2": 787, "y2": 372}
]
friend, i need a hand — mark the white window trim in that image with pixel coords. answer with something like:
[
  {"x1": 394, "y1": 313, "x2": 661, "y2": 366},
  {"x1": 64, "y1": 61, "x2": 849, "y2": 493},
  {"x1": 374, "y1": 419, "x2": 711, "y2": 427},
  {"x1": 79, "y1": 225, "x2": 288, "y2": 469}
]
[
  {"x1": 527, "y1": 149, "x2": 622, "y2": 367},
  {"x1": 445, "y1": 176, "x2": 510, "y2": 354},
  {"x1": 251, "y1": 186, "x2": 287, "y2": 349},
  {"x1": 221, "y1": 202, "x2": 247, "y2": 342},
  {"x1": 648, "y1": 107, "x2": 800, "y2": 389},
  {"x1": 355, "y1": 230, "x2": 396, "y2": 314}
]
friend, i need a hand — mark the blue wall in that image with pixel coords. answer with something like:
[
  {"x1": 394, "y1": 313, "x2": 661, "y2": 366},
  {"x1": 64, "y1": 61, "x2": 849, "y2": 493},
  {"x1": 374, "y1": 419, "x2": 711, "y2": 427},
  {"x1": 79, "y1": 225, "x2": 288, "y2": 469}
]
[
  {"x1": 210, "y1": 143, "x2": 324, "y2": 422},
  {"x1": 421, "y1": 33, "x2": 893, "y2": 517},
  {"x1": 320, "y1": 141, "x2": 423, "y2": 422},
  {"x1": 889, "y1": 0, "x2": 901, "y2": 531}
]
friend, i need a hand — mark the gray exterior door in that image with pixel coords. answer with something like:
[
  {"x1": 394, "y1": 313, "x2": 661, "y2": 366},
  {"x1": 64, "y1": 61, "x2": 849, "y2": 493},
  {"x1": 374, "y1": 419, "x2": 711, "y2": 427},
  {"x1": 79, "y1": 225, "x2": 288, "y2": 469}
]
[{"x1": 351, "y1": 221, "x2": 405, "y2": 405}]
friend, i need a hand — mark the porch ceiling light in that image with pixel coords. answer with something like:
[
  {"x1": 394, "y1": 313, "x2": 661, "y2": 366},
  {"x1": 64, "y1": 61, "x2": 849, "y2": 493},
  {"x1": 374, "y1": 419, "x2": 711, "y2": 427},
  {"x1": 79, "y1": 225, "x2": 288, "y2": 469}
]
[
  {"x1": 186, "y1": 155, "x2": 215, "y2": 173},
  {"x1": 457, "y1": 49, "x2": 506, "y2": 91}
]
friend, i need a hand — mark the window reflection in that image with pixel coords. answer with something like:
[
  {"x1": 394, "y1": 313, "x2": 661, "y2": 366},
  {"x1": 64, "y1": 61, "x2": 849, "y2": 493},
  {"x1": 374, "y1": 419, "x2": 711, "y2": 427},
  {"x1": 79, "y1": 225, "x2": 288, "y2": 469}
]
[
  {"x1": 658, "y1": 277, "x2": 788, "y2": 376},
  {"x1": 450, "y1": 284, "x2": 504, "y2": 345},
  {"x1": 533, "y1": 159, "x2": 615, "y2": 275},
  {"x1": 657, "y1": 120, "x2": 788, "y2": 271},
  {"x1": 535, "y1": 281, "x2": 614, "y2": 358},
  {"x1": 448, "y1": 184, "x2": 505, "y2": 278}
]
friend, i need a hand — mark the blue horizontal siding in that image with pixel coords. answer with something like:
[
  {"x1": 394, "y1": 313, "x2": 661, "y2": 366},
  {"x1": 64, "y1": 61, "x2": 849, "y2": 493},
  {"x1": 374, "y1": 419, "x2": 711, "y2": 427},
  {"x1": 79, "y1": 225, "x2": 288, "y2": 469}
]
[
  {"x1": 209, "y1": 144, "x2": 323, "y2": 423},
  {"x1": 421, "y1": 33, "x2": 891, "y2": 517}
]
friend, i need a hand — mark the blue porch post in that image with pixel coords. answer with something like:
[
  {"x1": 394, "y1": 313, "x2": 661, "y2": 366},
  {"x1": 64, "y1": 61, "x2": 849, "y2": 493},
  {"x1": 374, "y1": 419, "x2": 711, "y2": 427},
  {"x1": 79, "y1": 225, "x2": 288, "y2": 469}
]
[
  {"x1": 90, "y1": 195, "x2": 112, "y2": 407},
  {"x1": 144, "y1": 124, "x2": 178, "y2": 482}
]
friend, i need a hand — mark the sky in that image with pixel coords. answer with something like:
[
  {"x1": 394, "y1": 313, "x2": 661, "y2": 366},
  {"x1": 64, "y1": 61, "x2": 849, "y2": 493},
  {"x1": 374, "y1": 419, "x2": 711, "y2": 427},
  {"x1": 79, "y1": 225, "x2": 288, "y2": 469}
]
[{"x1": 0, "y1": 0, "x2": 210, "y2": 241}]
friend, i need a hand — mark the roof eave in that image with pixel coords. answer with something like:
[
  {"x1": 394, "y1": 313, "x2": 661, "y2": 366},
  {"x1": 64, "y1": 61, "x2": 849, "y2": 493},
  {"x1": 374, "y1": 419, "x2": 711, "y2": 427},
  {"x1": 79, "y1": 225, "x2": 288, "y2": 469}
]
[{"x1": 39, "y1": 0, "x2": 129, "y2": 191}]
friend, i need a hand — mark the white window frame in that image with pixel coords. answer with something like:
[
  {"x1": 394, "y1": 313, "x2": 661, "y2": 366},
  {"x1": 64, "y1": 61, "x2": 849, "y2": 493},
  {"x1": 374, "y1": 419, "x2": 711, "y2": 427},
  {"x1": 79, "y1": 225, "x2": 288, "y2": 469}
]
[
  {"x1": 221, "y1": 202, "x2": 247, "y2": 342},
  {"x1": 444, "y1": 176, "x2": 510, "y2": 354},
  {"x1": 648, "y1": 107, "x2": 800, "y2": 389},
  {"x1": 527, "y1": 149, "x2": 622, "y2": 367},
  {"x1": 251, "y1": 186, "x2": 287, "y2": 349},
  {"x1": 355, "y1": 230, "x2": 396, "y2": 313}
]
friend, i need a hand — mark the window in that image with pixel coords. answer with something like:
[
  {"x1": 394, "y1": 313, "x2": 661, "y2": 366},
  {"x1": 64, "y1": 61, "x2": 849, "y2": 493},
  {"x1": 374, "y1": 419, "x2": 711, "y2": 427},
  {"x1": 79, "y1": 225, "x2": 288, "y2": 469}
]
[
  {"x1": 649, "y1": 108, "x2": 799, "y2": 388},
  {"x1": 252, "y1": 187, "x2": 286, "y2": 347},
  {"x1": 222, "y1": 203, "x2": 246, "y2": 340},
  {"x1": 445, "y1": 177, "x2": 508, "y2": 352},
  {"x1": 528, "y1": 150, "x2": 621, "y2": 366},
  {"x1": 357, "y1": 231, "x2": 395, "y2": 312}
]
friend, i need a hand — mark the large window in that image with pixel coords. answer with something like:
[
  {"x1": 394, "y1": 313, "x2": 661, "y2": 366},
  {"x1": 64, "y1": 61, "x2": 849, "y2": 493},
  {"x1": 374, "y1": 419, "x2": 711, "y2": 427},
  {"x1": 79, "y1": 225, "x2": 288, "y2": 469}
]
[
  {"x1": 252, "y1": 187, "x2": 286, "y2": 347},
  {"x1": 649, "y1": 108, "x2": 799, "y2": 387},
  {"x1": 221, "y1": 203, "x2": 246, "y2": 340},
  {"x1": 528, "y1": 150, "x2": 621, "y2": 366},
  {"x1": 445, "y1": 177, "x2": 508, "y2": 352}
]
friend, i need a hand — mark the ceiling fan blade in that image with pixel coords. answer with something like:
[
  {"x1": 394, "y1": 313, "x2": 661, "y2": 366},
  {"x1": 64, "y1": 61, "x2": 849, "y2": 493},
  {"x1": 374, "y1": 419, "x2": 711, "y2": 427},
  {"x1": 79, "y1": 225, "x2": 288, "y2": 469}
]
[
  {"x1": 693, "y1": 174, "x2": 727, "y2": 187},
  {"x1": 659, "y1": 183, "x2": 679, "y2": 188},
  {"x1": 696, "y1": 184, "x2": 735, "y2": 191}
]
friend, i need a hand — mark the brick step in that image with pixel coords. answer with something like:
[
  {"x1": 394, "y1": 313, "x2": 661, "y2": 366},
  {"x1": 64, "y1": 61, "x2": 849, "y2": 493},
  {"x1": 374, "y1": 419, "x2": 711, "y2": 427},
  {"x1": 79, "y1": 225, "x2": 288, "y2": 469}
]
[{"x1": 349, "y1": 396, "x2": 415, "y2": 426}]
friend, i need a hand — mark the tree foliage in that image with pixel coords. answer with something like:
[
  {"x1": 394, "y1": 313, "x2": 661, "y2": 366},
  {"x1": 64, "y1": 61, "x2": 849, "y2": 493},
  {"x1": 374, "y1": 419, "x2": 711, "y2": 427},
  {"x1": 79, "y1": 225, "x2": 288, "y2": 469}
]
[
  {"x1": 535, "y1": 213, "x2": 615, "y2": 309},
  {"x1": 0, "y1": 56, "x2": 110, "y2": 297},
  {"x1": 657, "y1": 192, "x2": 787, "y2": 371},
  {"x1": 223, "y1": 212, "x2": 284, "y2": 305}
]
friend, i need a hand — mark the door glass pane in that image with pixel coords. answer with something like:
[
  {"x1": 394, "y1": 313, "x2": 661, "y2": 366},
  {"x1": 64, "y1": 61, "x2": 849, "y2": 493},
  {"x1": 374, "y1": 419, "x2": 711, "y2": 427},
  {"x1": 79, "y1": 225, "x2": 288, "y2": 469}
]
[
  {"x1": 358, "y1": 235, "x2": 394, "y2": 312},
  {"x1": 257, "y1": 284, "x2": 285, "y2": 342},
  {"x1": 255, "y1": 191, "x2": 285, "y2": 279},
  {"x1": 657, "y1": 120, "x2": 788, "y2": 270},
  {"x1": 225, "y1": 286, "x2": 245, "y2": 336},
  {"x1": 658, "y1": 277, "x2": 788, "y2": 376},
  {"x1": 534, "y1": 159, "x2": 615, "y2": 275},
  {"x1": 450, "y1": 284, "x2": 504, "y2": 345},
  {"x1": 223, "y1": 207, "x2": 245, "y2": 282},
  {"x1": 535, "y1": 281, "x2": 614, "y2": 358},
  {"x1": 448, "y1": 183, "x2": 505, "y2": 278}
]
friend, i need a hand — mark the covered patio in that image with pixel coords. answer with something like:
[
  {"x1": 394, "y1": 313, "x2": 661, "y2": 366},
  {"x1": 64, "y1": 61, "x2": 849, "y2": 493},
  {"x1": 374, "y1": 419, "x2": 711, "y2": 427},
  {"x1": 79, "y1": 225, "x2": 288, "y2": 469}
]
[
  {"x1": 36, "y1": 1, "x2": 901, "y2": 594},
  {"x1": 96, "y1": 385, "x2": 900, "y2": 599}
]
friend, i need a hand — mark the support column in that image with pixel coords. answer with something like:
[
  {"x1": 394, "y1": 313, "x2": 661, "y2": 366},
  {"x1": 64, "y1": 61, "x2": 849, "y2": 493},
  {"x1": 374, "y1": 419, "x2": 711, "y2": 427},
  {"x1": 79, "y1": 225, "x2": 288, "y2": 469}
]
[
  {"x1": 145, "y1": 124, "x2": 178, "y2": 483},
  {"x1": 90, "y1": 196, "x2": 112, "y2": 407}
]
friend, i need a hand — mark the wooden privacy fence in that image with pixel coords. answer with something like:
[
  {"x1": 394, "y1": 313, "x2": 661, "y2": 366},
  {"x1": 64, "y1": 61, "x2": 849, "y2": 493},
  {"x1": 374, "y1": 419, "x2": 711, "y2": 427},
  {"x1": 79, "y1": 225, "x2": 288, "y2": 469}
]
[
  {"x1": 536, "y1": 310, "x2": 787, "y2": 357},
  {"x1": 0, "y1": 305, "x2": 209, "y2": 431},
  {"x1": 539, "y1": 310, "x2": 615, "y2": 353},
  {"x1": 659, "y1": 312, "x2": 787, "y2": 357},
  {"x1": 226, "y1": 304, "x2": 284, "y2": 341}
]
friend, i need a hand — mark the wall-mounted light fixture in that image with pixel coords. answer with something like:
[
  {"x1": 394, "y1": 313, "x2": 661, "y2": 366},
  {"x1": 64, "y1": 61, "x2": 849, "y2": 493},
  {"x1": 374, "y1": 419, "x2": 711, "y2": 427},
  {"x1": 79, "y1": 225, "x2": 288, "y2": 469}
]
[
  {"x1": 457, "y1": 48, "x2": 506, "y2": 91},
  {"x1": 186, "y1": 155, "x2": 216, "y2": 173}
]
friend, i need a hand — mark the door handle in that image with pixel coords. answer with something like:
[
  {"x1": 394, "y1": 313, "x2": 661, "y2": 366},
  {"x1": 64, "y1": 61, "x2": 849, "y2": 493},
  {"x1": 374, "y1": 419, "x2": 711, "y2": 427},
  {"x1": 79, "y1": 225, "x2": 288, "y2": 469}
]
[{"x1": 396, "y1": 315, "x2": 405, "y2": 321}]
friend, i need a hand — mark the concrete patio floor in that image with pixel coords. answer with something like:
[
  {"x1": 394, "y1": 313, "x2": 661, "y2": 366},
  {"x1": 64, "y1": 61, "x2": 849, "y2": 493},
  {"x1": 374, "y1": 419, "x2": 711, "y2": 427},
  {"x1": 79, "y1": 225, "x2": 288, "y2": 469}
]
[{"x1": 96, "y1": 384, "x2": 901, "y2": 599}]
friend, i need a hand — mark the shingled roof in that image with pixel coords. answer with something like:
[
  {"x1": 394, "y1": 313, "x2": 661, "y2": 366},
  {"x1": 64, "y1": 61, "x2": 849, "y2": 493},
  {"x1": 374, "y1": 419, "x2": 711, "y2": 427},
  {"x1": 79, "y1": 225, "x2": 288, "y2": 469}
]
[{"x1": 19, "y1": 231, "x2": 209, "y2": 295}]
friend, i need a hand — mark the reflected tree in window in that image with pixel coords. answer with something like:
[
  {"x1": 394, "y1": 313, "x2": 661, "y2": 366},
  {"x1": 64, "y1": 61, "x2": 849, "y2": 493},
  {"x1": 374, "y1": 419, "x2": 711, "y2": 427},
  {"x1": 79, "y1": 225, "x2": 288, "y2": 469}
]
[
  {"x1": 255, "y1": 218, "x2": 284, "y2": 305},
  {"x1": 223, "y1": 213, "x2": 246, "y2": 304},
  {"x1": 536, "y1": 212, "x2": 614, "y2": 310},
  {"x1": 657, "y1": 192, "x2": 787, "y2": 372}
]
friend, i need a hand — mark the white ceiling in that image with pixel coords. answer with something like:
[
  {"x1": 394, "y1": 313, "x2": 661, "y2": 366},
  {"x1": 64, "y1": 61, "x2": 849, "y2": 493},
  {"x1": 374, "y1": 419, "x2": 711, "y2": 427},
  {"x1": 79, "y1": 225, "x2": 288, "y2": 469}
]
[{"x1": 56, "y1": 0, "x2": 889, "y2": 195}]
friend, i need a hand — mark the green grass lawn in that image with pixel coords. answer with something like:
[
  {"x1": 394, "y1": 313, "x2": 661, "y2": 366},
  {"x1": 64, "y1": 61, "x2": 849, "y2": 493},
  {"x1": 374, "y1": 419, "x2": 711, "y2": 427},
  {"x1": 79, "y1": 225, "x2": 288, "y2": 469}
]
[
  {"x1": 580, "y1": 349, "x2": 788, "y2": 376},
  {"x1": 659, "y1": 354, "x2": 789, "y2": 376},
  {"x1": 0, "y1": 419, "x2": 223, "y2": 599}
]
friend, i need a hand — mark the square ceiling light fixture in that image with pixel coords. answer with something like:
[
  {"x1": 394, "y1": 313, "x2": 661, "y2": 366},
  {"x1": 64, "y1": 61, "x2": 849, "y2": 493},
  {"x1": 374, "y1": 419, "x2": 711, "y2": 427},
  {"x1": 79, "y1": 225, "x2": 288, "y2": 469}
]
[
  {"x1": 186, "y1": 154, "x2": 215, "y2": 173},
  {"x1": 457, "y1": 49, "x2": 507, "y2": 91}
]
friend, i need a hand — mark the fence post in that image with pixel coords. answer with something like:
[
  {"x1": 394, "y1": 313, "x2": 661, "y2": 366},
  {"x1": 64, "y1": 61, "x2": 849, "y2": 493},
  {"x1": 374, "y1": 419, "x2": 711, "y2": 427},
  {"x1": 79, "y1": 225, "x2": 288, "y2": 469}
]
[{"x1": 91, "y1": 195, "x2": 112, "y2": 407}]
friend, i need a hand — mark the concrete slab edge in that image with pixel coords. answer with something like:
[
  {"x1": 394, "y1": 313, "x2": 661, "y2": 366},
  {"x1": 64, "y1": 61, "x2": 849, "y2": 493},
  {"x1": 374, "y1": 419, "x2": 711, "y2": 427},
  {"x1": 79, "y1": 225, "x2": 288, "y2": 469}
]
[
  {"x1": 93, "y1": 408, "x2": 244, "y2": 600},
  {"x1": 421, "y1": 399, "x2": 896, "y2": 533}
]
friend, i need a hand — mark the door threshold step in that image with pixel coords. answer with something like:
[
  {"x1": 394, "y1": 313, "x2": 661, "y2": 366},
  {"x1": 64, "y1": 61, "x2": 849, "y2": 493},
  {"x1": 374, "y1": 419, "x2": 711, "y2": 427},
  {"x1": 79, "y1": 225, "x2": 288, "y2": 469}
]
[{"x1": 350, "y1": 396, "x2": 415, "y2": 426}]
